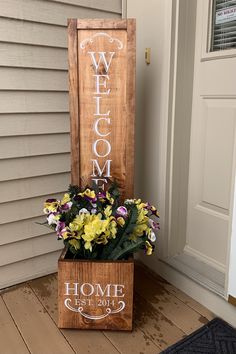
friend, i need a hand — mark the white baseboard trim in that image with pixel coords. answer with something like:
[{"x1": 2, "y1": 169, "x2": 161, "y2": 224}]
[{"x1": 141, "y1": 256, "x2": 236, "y2": 327}]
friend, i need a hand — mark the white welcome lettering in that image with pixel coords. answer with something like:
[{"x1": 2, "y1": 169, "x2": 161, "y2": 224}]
[{"x1": 88, "y1": 51, "x2": 115, "y2": 73}]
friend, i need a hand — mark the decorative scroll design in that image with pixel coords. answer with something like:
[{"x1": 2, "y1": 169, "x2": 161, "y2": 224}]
[
  {"x1": 80, "y1": 32, "x2": 123, "y2": 50},
  {"x1": 64, "y1": 298, "x2": 125, "y2": 320}
]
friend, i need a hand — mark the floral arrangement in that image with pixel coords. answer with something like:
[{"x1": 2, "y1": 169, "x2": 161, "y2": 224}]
[{"x1": 43, "y1": 183, "x2": 159, "y2": 260}]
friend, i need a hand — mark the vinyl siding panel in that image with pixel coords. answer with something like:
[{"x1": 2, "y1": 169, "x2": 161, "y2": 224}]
[
  {"x1": 0, "y1": 0, "x2": 122, "y2": 288},
  {"x1": 0, "y1": 154, "x2": 70, "y2": 181},
  {"x1": 0, "y1": 68, "x2": 68, "y2": 90}
]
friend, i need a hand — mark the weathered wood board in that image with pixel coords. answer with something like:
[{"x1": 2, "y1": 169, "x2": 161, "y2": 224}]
[
  {"x1": 58, "y1": 248, "x2": 134, "y2": 330},
  {"x1": 68, "y1": 19, "x2": 136, "y2": 200}
]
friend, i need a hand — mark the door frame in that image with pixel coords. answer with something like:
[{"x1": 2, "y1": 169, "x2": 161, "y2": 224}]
[{"x1": 163, "y1": 0, "x2": 235, "y2": 298}]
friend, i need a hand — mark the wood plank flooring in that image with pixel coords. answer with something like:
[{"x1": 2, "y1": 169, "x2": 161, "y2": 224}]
[{"x1": 0, "y1": 262, "x2": 215, "y2": 354}]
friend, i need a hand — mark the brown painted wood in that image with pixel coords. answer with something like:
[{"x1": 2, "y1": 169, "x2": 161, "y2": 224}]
[
  {"x1": 58, "y1": 249, "x2": 134, "y2": 330},
  {"x1": 30, "y1": 273, "x2": 159, "y2": 354},
  {"x1": 68, "y1": 19, "x2": 80, "y2": 185},
  {"x1": 0, "y1": 296, "x2": 30, "y2": 354},
  {"x1": 2, "y1": 285, "x2": 75, "y2": 354},
  {"x1": 68, "y1": 19, "x2": 136, "y2": 199},
  {"x1": 125, "y1": 19, "x2": 136, "y2": 197},
  {"x1": 30, "y1": 274, "x2": 121, "y2": 354},
  {"x1": 77, "y1": 19, "x2": 127, "y2": 29}
]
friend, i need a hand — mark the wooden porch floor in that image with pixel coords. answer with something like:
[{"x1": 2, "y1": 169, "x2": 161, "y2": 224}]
[{"x1": 0, "y1": 263, "x2": 215, "y2": 354}]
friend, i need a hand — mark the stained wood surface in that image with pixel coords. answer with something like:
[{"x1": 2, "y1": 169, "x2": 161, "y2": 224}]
[
  {"x1": 69, "y1": 19, "x2": 135, "y2": 199},
  {"x1": 0, "y1": 262, "x2": 214, "y2": 354},
  {"x1": 68, "y1": 19, "x2": 80, "y2": 186},
  {"x1": 58, "y1": 253, "x2": 134, "y2": 330},
  {"x1": 77, "y1": 19, "x2": 127, "y2": 29}
]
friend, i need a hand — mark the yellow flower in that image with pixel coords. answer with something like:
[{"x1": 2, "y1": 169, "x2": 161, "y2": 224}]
[
  {"x1": 137, "y1": 208, "x2": 149, "y2": 224},
  {"x1": 61, "y1": 193, "x2": 70, "y2": 204},
  {"x1": 145, "y1": 241, "x2": 153, "y2": 255},
  {"x1": 104, "y1": 205, "x2": 112, "y2": 218},
  {"x1": 43, "y1": 200, "x2": 59, "y2": 213},
  {"x1": 69, "y1": 239, "x2": 80, "y2": 250},
  {"x1": 83, "y1": 188, "x2": 96, "y2": 199},
  {"x1": 84, "y1": 241, "x2": 92, "y2": 252},
  {"x1": 83, "y1": 216, "x2": 108, "y2": 241},
  {"x1": 117, "y1": 216, "x2": 125, "y2": 227},
  {"x1": 69, "y1": 215, "x2": 85, "y2": 232},
  {"x1": 134, "y1": 223, "x2": 148, "y2": 237},
  {"x1": 110, "y1": 220, "x2": 117, "y2": 238},
  {"x1": 106, "y1": 191, "x2": 114, "y2": 204}
]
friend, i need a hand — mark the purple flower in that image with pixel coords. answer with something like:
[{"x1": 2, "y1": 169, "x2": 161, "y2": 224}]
[
  {"x1": 116, "y1": 206, "x2": 128, "y2": 217},
  {"x1": 60, "y1": 201, "x2": 72, "y2": 211},
  {"x1": 97, "y1": 191, "x2": 106, "y2": 199},
  {"x1": 45, "y1": 198, "x2": 57, "y2": 203},
  {"x1": 56, "y1": 221, "x2": 66, "y2": 237},
  {"x1": 148, "y1": 218, "x2": 160, "y2": 230}
]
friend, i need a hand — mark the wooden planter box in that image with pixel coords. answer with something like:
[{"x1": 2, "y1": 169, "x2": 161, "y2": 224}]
[{"x1": 58, "y1": 248, "x2": 134, "y2": 330}]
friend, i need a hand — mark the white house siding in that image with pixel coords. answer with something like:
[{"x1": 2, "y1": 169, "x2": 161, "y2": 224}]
[{"x1": 0, "y1": 0, "x2": 122, "y2": 288}]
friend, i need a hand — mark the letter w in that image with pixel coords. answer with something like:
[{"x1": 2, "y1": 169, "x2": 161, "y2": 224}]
[{"x1": 88, "y1": 52, "x2": 115, "y2": 73}]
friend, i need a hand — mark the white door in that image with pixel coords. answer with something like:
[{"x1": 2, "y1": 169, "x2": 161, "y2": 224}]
[{"x1": 168, "y1": 0, "x2": 236, "y2": 297}]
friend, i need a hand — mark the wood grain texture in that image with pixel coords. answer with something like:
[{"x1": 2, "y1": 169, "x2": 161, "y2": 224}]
[
  {"x1": 30, "y1": 274, "x2": 121, "y2": 354},
  {"x1": 134, "y1": 264, "x2": 211, "y2": 334},
  {"x1": 77, "y1": 19, "x2": 127, "y2": 29},
  {"x1": 77, "y1": 28, "x2": 127, "y2": 195},
  {"x1": 2, "y1": 285, "x2": 75, "y2": 354},
  {"x1": 137, "y1": 262, "x2": 215, "y2": 321},
  {"x1": 68, "y1": 19, "x2": 80, "y2": 185},
  {"x1": 0, "y1": 262, "x2": 214, "y2": 353},
  {"x1": 58, "y1": 249, "x2": 134, "y2": 330},
  {"x1": 0, "y1": 296, "x2": 30, "y2": 354},
  {"x1": 125, "y1": 19, "x2": 136, "y2": 198},
  {"x1": 134, "y1": 293, "x2": 185, "y2": 351},
  {"x1": 69, "y1": 19, "x2": 135, "y2": 199}
]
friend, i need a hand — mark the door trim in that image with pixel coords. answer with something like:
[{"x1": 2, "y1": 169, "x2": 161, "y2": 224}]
[{"x1": 164, "y1": 0, "x2": 227, "y2": 298}]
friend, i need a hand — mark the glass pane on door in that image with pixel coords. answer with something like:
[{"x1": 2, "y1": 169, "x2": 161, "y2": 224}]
[{"x1": 211, "y1": 0, "x2": 236, "y2": 51}]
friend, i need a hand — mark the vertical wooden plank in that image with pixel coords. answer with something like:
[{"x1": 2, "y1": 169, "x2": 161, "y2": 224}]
[
  {"x1": 0, "y1": 296, "x2": 30, "y2": 354},
  {"x1": 68, "y1": 19, "x2": 80, "y2": 185},
  {"x1": 125, "y1": 19, "x2": 136, "y2": 198},
  {"x1": 77, "y1": 28, "x2": 128, "y2": 195},
  {"x1": 69, "y1": 19, "x2": 135, "y2": 200},
  {"x1": 2, "y1": 285, "x2": 75, "y2": 354}
]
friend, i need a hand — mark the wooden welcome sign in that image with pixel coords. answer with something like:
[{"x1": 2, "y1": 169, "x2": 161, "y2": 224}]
[
  {"x1": 58, "y1": 19, "x2": 136, "y2": 331},
  {"x1": 68, "y1": 19, "x2": 136, "y2": 199}
]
